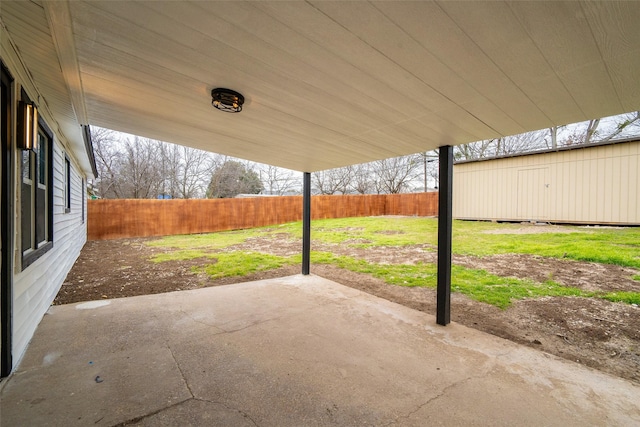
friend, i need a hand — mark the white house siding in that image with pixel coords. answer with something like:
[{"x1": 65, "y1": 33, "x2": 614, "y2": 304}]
[
  {"x1": 453, "y1": 140, "x2": 640, "y2": 225},
  {"x1": 2, "y1": 18, "x2": 89, "y2": 370},
  {"x1": 12, "y1": 138, "x2": 87, "y2": 367}
]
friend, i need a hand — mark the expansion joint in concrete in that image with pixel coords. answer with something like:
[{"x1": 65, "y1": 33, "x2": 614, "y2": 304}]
[{"x1": 193, "y1": 397, "x2": 260, "y2": 427}]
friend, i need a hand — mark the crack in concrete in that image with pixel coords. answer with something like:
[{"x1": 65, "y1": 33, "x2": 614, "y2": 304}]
[
  {"x1": 217, "y1": 316, "x2": 284, "y2": 334},
  {"x1": 111, "y1": 398, "x2": 192, "y2": 426},
  {"x1": 382, "y1": 375, "x2": 477, "y2": 426},
  {"x1": 111, "y1": 397, "x2": 259, "y2": 427},
  {"x1": 178, "y1": 308, "x2": 225, "y2": 330},
  {"x1": 167, "y1": 344, "x2": 194, "y2": 399},
  {"x1": 178, "y1": 308, "x2": 285, "y2": 335},
  {"x1": 111, "y1": 343, "x2": 262, "y2": 427},
  {"x1": 165, "y1": 344, "x2": 259, "y2": 426}
]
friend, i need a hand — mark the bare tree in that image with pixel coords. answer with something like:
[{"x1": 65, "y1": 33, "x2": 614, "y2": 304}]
[
  {"x1": 584, "y1": 119, "x2": 601, "y2": 144},
  {"x1": 599, "y1": 111, "x2": 640, "y2": 143},
  {"x1": 91, "y1": 111, "x2": 640, "y2": 200},
  {"x1": 553, "y1": 112, "x2": 639, "y2": 147},
  {"x1": 497, "y1": 130, "x2": 548, "y2": 155},
  {"x1": 350, "y1": 164, "x2": 373, "y2": 194},
  {"x1": 118, "y1": 136, "x2": 163, "y2": 199},
  {"x1": 92, "y1": 129, "x2": 165, "y2": 198},
  {"x1": 312, "y1": 167, "x2": 353, "y2": 195},
  {"x1": 547, "y1": 125, "x2": 569, "y2": 149},
  {"x1": 177, "y1": 146, "x2": 215, "y2": 198},
  {"x1": 91, "y1": 127, "x2": 123, "y2": 198},
  {"x1": 371, "y1": 154, "x2": 421, "y2": 194},
  {"x1": 455, "y1": 130, "x2": 549, "y2": 161},
  {"x1": 255, "y1": 164, "x2": 300, "y2": 195},
  {"x1": 158, "y1": 143, "x2": 215, "y2": 199},
  {"x1": 453, "y1": 111, "x2": 640, "y2": 162},
  {"x1": 454, "y1": 140, "x2": 494, "y2": 161},
  {"x1": 158, "y1": 142, "x2": 180, "y2": 198},
  {"x1": 91, "y1": 127, "x2": 216, "y2": 199}
]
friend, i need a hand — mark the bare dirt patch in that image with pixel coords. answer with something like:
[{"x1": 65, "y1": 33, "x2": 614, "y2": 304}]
[
  {"x1": 58, "y1": 236, "x2": 640, "y2": 384},
  {"x1": 454, "y1": 253, "x2": 640, "y2": 293}
]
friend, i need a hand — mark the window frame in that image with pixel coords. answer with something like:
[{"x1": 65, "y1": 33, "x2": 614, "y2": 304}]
[
  {"x1": 21, "y1": 105, "x2": 54, "y2": 270},
  {"x1": 81, "y1": 178, "x2": 85, "y2": 224},
  {"x1": 64, "y1": 155, "x2": 71, "y2": 213}
]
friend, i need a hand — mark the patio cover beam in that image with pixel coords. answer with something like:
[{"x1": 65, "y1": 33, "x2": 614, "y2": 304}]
[
  {"x1": 437, "y1": 146, "x2": 453, "y2": 326},
  {"x1": 302, "y1": 172, "x2": 311, "y2": 275}
]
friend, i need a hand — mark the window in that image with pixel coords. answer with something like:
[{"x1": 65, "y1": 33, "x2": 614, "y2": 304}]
[
  {"x1": 21, "y1": 110, "x2": 53, "y2": 269},
  {"x1": 81, "y1": 178, "x2": 85, "y2": 224},
  {"x1": 64, "y1": 156, "x2": 71, "y2": 213}
]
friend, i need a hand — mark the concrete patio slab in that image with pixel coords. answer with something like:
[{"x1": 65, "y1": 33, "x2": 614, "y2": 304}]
[{"x1": 1, "y1": 275, "x2": 639, "y2": 426}]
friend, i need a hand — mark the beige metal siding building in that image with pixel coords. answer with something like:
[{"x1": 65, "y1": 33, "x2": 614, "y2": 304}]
[{"x1": 453, "y1": 139, "x2": 640, "y2": 225}]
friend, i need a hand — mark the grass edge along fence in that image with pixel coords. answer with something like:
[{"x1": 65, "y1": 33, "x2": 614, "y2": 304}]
[{"x1": 88, "y1": 193, "x2": 439, "y2": 240}]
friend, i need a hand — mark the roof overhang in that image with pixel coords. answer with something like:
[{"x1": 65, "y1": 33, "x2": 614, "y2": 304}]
[{"x1": 2, "y1": 1, "x2": 639, "y2": 172}]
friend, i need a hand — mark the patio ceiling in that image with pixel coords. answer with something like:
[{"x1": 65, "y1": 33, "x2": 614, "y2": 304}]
[{"x1": 3, "y1": 1, "x2": 640, "y2": 173}]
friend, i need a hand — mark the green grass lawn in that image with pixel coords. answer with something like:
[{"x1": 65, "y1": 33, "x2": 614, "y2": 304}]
[{"x1": 148, "y1": 217, "x2": 640, "y2": 309}]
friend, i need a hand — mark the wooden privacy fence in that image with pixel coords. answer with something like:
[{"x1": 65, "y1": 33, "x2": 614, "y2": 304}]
[{"x1": 88, "y1": 193, "x2": 438, "y2": 240}]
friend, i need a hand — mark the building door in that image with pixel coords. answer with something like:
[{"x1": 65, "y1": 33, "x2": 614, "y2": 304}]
[
  {"x1": 516, "y1": 168, "x2": 549, "y2": 221},
  {"x1": 1, "y1": 62, "x2": 14, "y2": 377}
]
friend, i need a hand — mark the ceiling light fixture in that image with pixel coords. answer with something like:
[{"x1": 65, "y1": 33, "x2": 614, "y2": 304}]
[{"x1": 211, "y1": 88, "x2": 244, "y2": 113}]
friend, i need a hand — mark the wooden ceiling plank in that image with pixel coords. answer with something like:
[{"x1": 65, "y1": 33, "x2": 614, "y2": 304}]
[
  {"x1": 3, "y1": 1, "x2": 50, "y2": 30},
  {"x1": 458, "y1": 99, "x2": 524, "y2": 137},
  {"x1": 44, "y1": 0, "x2": 88, "y2": 124},
  {"x1": 79, "y1": 71, "x2": 397, "y2": 169},
  {"x1": 74, "y1": 0, "x2": 504, "y2": 151},
  {"x1": 438, "y1": 0, "x2": 582, "y2": 124},
  {"x1": 71, "y1": 0, "x2": 456, "y2": 169},
  {"x1": 372, "y1": 1, "x2": 551, "y2": 131},
  {"x1": 403, "y1": 118, "x2": 474, "y2": 149},
  {"x1": 145, "y1": 1, "x2": 413, "y2": 124},
  {"x1": 507, "y1": 1, "x2": 604, "y2": 75},
  {"x1": 581, "y1": 1, "x2": 640, "y2": 112},
  {"x1": 439, "y1": 2, "x2": 558, "y2": 85},
  {"x1": 2, "y1": 1, "x2": 91, "y2": 174},
  {"x1": 253, "y1": 1, "x2": 469, "y2": 119},
  {"x1": 18, "y1": 0, "x2": 637, "y2": 173},
  {"x1": 89, "y1": 106, "x2": 389, "y2": 172},
  {"x1": 559, "y1": 61, "x2": 624, "y2": 120},
  {"x1": 86, "y1": 105, "x2": 317, "y2": 169},
  {"x1": 72, "y1": 1, "x2": 398, "y2": 134},
  {"x1": 518, "y1": 77, "x2": 587, "y2": 127},
  {"x1": 80, "y1": 73, "x2": 356, "y2": 153},
  {"x1": 579, "y1": 1, "x2": 640, "y2": 62},
  {"x1": 78, "y1": 55, "x2": 381, "y2": 147},
  {"x1": 310, "y1": 1, "x2": 483, "y2": 105},
  {"x1": 605, "y1": 53, "x2": 640, "y2": 113}
]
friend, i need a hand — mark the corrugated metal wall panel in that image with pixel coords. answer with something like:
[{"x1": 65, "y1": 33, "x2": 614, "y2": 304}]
[{"x1": 453, "y1": 140, "x2": 640, "y2": 224}]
